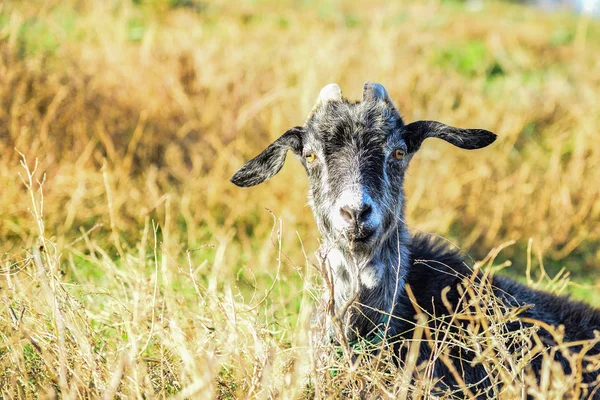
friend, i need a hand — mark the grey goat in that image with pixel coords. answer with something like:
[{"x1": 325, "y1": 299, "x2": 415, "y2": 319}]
[{"x1": 231, "y1": 83, "x2": 600, "y2": 397}]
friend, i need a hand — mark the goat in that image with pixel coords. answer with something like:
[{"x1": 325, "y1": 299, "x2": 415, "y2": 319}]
[{"x1": 231, "y1": 82, "x2": 600, "y2": 397}]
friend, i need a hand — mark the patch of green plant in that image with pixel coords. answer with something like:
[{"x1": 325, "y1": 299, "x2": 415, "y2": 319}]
[
  {"x1": 23, "y1": 343, "x2": 48, "y2": 391},
  {"x1": 277, "y1": 16, "x2": 289, "y2": 29},
  {"x1": 433, "y1": 40, "x2": 505, "y2": 79},
  {"x1": 216, "y1": 366, "x2": 239, "y2": 400},
  {"x1": 128, "y1": 17, "x2": 147, "y2": 42},
  {"x1": 550, "y1": 27, "x2": 576, "y2": 46},
  {"x1": 17, "y1": 18, "x2": 59, "y2": 57},
  {"x1": 344, "y1": 14, "x2": 360, "y2": 28}
]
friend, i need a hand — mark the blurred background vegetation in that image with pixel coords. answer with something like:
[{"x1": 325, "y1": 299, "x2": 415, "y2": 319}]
[{"x1": 0, "y1": 0, "x2": 599, "y2": 397}]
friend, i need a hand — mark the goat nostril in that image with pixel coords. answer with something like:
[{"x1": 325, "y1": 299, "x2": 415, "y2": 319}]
[
  {"x1": 359, "y1": 204, "x2": 372, "y2": 221},
  {"x1": 340, "y1": 207, "x2": 354, "y2": 223},
  {"x1": 340, "y1": 204, "x2": 372, "y2": 224}
]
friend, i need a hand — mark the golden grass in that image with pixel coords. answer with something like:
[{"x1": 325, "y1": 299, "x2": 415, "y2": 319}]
[{"x1": 0, "y1": 0, "x2": 599, "y2": 397}]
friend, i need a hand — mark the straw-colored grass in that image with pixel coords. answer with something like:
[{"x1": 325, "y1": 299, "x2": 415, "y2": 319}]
[{"x1": 1, "y1": 0, "x2": 599, "y2": 398}]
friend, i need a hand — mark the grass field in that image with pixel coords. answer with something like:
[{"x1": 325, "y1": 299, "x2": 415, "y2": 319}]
[{"x1": 1, "y1": 0, "x2": 599, "y2": 398}]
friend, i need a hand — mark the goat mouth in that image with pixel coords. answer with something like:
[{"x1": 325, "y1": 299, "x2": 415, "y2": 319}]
[{"x1": 350, "y1": 229, "x2": 376, "y2": 244}]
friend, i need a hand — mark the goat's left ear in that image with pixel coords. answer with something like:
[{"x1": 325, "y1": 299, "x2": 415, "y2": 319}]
[
  {"x1": 230, "y1": 127, "x2": 305, "y2": 187},
  {"x1": 403, "y1": 120, "x2": 496, "y2": 153}
]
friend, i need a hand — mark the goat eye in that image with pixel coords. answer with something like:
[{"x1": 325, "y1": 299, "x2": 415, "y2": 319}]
[
  {"x1": 305, "y1": 152, "x2": 317, "y2": 163},
  {"x1": 393, "y1": 148, "x2": 405, "y2": 160}
]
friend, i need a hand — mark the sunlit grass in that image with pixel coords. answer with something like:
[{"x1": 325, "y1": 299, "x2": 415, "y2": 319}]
[{"x1": 0, "y1": 0, "x2": 599, "y2": 397}]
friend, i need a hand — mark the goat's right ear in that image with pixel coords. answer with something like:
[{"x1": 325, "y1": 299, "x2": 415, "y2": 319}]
[{"x1": 230, "y1": 127, "x2": 305, "y2": 187}]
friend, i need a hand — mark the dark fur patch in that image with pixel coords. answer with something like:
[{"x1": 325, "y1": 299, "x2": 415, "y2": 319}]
[
  {"x1": 397, "y1": 234, "x2": 600, "y2": 397},
  {"x1": 230, "y1": 126, "x2": 304, "y2": 187},
  {"x1": 403, "y1": 120, "x2": 497, "y2": 153}
]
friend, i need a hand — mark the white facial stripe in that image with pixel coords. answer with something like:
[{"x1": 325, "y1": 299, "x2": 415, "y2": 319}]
[{"x1": 331, "y1": 185, "x2": 382, "y2": 232}]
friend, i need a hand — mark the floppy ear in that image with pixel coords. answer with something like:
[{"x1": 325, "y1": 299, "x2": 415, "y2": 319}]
[
  {"x1": 230, "y1": 127, "x2": 305, "y2": 187},
  {"x1": 404, "y1": 120, "x2": 496, "y2": 153}
]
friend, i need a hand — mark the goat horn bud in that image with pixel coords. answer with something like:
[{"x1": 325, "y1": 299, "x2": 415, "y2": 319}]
[
  {"x1": 362, "y1": 82, "x2": 393, "y2": 103},
  {"x1": 306, "y1": 83, "x2": 342, "y2": 122},
  {"x1": 362, "y1": 82, "x2": 401, "y2": 120},
  {"x1": 318, "y1": 83, "x2": 342, "y2": 103}
]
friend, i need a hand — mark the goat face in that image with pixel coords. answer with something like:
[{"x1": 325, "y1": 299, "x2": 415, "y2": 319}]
[
  {"x1": 300, "y1": 84, "x2": 408, "y2": 256},
  {"x1": 231, "y1": 83, "x2": 496, "y2": 258}
]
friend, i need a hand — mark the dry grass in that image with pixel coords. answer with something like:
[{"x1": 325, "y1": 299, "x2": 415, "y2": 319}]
[{"x1": 1, "y1": 0, "x2": 599, "y2": 398}]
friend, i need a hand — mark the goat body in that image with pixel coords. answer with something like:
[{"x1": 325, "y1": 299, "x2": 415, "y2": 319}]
[{"x1": 404, "y1": 234, "x2": 600, "y2": 396}]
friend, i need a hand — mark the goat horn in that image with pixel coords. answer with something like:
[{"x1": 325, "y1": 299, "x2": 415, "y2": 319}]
[
  {"x1": 362, "y1": 82, "x2": 393, "y2": 104},
  {"x1": 305, "y1": 83, "x2": 342, "y2": 122}
]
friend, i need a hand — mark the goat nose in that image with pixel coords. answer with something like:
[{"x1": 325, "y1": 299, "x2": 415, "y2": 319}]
[{"x1": 340, "y1": 204, "x2": 372, "y2": 224}]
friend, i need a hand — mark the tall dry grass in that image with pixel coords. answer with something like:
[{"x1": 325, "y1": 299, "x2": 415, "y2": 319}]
[{"x1": 0, "y1": 0, "x2": 599, "y2": 397}]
